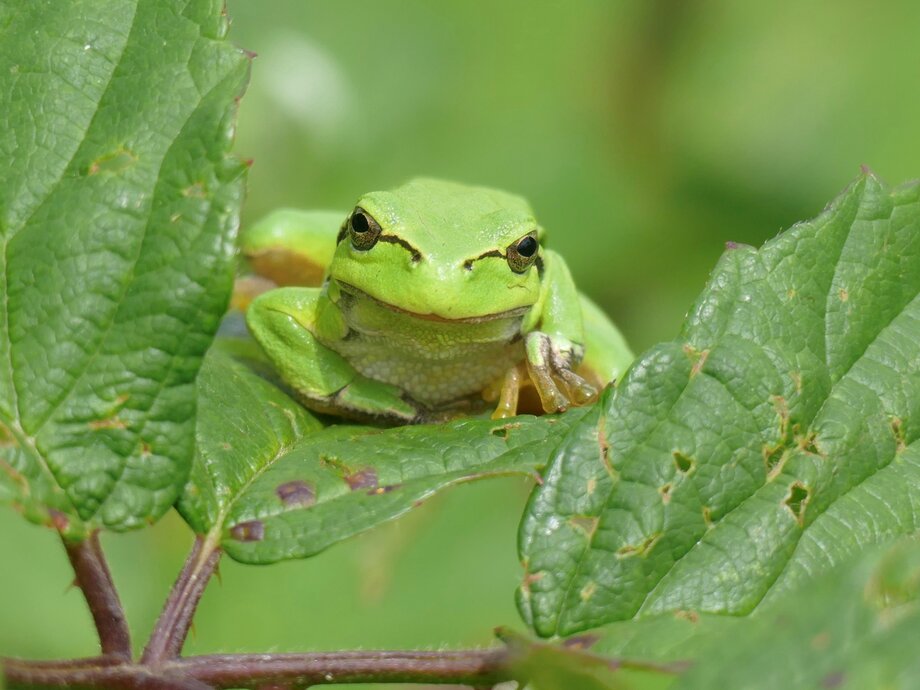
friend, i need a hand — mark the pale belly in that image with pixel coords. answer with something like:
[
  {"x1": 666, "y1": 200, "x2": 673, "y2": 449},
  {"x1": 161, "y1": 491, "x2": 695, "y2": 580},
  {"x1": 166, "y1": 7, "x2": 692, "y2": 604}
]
[{"x1": 327, "y1": 290, "x2": 527, "y2": 408}]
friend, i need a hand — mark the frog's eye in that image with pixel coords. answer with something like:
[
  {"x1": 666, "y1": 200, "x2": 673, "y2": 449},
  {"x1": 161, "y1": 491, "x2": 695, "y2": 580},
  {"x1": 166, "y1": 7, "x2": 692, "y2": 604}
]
[
  {"x1": 348, "y1": 208, "x2": 382, "y2": 251},
  {"x1": 506, "y1": 232, "x2": 540, "y2": 273}
]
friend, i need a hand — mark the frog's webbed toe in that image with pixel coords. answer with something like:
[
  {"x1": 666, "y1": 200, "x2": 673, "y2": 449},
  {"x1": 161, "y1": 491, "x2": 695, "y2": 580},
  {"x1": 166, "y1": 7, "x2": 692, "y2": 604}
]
[{"x1": 524, "y1": 331, "x2": 598, "y2": 413}]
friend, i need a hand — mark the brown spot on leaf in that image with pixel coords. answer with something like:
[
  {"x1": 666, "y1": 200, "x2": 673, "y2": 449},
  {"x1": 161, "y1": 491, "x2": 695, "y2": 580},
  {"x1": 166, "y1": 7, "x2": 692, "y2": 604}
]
[
  {"x1": 562, "y1": 634, "x2": 601, "y2": 650},
  {"x1": 276, "y1": 480, "x2": 316, "y2": 508},
  {"x1": 838, "y1": 288, "x2": 849, "y2": 302},
  {"x1": 368, "y1": 484, "x2": 401, "y2": 496},
  {"x1": 579, "y1": 581, "x2": 598, "y2": 602},
  {"x1": 659, "y1": 483, "x2": 673, "y2": 504},
  {"x1": 88, "y1": 416, "x2": 127, "y2": 430},
  {"x1": 182, "y1": 181, "x2": 208, "y2": 198},
  {"x1": 0, "y1": 422, "x2": 18, "y2": 449},
  {"x1": 346, "y1": 468, "x2": 378, "y2": 490},
  {"x1": 784, "y1": 482, "x2": 810, "y2": 526},
  {"x1": 141, "y1": 442, "x2": 152, "y2": 456},
  {"x1": 87, "y1": 148, "x2": 137, "y2": 175},
  {"x1": 586, "y1": 476, "x2": 597, "y2": 495},
  {"x1": 617, "y1": 533, "x2": 661, "y2": 559},
  {"x1": 891, "y1": 417, "x2": 906, "y2": 453},
  {"x1": 48, "y1": 509, "x2": 70, "y2": 532},
  {"x1": 569, "y1": 515, "x2": 599, "y2": 539},
  {"x1": 822, "y1": 671, "x2": 845, "y2": 689},
  {"x1": 811, "y1": 631, "x2": 830, "y2": 651},
  {"x1": 674, "y1": 609, "x2": 700, "y2": 623},
  {"x1": 520, "y1": 570, "x2": 544, "y2": 594},
  {"x1": 229, "y1": 520, "x2": 265, "y2": 542},
  {"x1": 682, "y1": 344, "x2": 710, "y2": 378}
]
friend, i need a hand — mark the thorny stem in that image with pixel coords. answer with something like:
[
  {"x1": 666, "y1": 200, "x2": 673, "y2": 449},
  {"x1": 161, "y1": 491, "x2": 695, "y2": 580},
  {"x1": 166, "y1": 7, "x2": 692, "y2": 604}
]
[
  {"x1": 2, "y1": 650, "x2": 512, "y2": 689},
  {"x1": 0, "y1": 529, "x2": 692, "y2": 689},
  {"x1": 142, "y1": 534, "x2": 222, "y2": 664},
  {"x1": 62, "y1": 531, "x2": 132, "y2": 660}
]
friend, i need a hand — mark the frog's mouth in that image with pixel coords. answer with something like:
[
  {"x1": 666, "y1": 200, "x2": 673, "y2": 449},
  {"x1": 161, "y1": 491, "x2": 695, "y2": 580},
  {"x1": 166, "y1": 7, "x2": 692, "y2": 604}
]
[{"x1": 334, "y1": 280, "x2": 531, "y2": 324}]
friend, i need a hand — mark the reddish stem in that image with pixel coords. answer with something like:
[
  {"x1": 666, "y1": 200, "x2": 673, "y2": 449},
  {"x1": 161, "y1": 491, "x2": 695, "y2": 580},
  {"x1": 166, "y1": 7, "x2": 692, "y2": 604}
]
[
  {"x1": 176, "y1": 649, "x2": 511, "y2": 688},
  {"x1": 142, "y1": 536, "x2": 222, "y2": 664},
  {"x1": 62, "y1": 531, "x2": 132, "y2": 660}
]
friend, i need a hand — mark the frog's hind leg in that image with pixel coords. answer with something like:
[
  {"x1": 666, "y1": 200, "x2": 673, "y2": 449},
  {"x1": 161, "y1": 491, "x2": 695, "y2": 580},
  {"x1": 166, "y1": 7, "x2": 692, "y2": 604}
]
[
  {"x1": 241, "y1": 209, "x2": 345, "y2": 287},
  {"x1": 577, "y1": 293, "x2": 634, "y2": 388},
  {"x1": 246, "y1": 287, "x2": 421, "y2": 425}
]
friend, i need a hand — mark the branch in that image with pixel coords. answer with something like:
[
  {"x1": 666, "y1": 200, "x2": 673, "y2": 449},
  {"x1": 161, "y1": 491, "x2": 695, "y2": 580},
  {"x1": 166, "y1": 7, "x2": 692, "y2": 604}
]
[
  {"x1": 176, "y1": 650, "x2": 511, "y2": 688},
  {"x1": 3, "y1": 650, "x2": 511, "y2": 690},
  {"x1": 142, "y1": 535, "x2": 222, "y2": 664},
  {"x1": 2, "y1": 658, "x2": 213, "y2": 690},
  {"x1": 62, "y1": 531, "x2": 131, "y2": 660}
]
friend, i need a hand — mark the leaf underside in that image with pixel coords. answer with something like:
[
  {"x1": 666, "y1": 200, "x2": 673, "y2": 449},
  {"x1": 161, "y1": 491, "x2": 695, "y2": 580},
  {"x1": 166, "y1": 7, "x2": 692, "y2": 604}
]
[
  {"x1": 0, "y1": 0, "x2": 249, "y2": 535},
  {"x1": 519, "y1": 172, "x2": 920, "y2": 636}
]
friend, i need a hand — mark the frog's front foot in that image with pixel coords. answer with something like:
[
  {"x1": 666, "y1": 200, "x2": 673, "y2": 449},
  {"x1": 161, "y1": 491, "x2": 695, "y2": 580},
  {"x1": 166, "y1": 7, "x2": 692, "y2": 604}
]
[{"x1": 524, "y1": 332, "x2": 597, "y2": 413}]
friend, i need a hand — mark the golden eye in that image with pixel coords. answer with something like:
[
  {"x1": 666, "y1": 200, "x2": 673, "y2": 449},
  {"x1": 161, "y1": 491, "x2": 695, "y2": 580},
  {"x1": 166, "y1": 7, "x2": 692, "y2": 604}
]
[
  {"x1": 348, "y1": 208, "x2": 382, "y2": 250},
  {"x1": 506, "y1": 232, "x2": 539, "y2": 273}
]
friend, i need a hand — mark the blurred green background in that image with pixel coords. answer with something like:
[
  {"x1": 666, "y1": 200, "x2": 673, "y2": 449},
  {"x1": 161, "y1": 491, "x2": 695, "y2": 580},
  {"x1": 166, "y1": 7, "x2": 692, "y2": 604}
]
[{"x1": 3, "y1": 0, "x2": 920, "y2": 680}]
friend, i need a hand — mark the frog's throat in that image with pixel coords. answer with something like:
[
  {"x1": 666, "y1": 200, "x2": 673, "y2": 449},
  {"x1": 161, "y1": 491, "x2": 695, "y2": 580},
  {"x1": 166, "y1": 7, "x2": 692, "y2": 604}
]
[{"x1": 332, "y1": 280, "x2": 531, "y2": 324}]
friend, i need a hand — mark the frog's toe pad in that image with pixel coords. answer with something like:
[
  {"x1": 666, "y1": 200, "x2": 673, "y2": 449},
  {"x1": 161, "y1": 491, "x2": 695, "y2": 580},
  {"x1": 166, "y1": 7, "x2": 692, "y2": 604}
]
[{"x1": 524, "y1": 332, "x2": 597, "y2": 413}]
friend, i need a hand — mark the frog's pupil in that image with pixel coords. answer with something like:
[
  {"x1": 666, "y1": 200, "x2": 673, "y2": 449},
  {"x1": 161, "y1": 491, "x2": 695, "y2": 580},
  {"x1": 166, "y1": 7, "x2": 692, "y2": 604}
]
[
  {"x1": 517, "y1": 236, "x2": 537, "y2": 257},
  {"x1": 352, "y1": 213, "x2": 369, "y2": 233}
]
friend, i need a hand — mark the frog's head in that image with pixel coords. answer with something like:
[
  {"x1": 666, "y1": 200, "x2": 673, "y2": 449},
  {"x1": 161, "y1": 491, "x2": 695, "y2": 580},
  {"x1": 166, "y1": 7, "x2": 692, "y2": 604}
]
[{"x1": 327, "y1": 178, "x2": 545, "y2": 322}]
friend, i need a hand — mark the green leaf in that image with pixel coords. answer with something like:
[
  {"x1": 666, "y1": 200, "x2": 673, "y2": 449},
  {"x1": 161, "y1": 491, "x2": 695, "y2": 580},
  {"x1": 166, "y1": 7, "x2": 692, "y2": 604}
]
[
  {"x1": 0, "y1": 1, "x2": 249, "y2": 535},
  {"x1": 180, "y1": 347, "x2": 592, "y2": 564},
  {"x1": 675, "y1": 536, "x2": 920, "y2": 690},
  {"x1": 519, "y1": 173, "x2": 920, "y2": 636},
  {"x1": 178, "y1": 348, "x2": 323, "y2": 536},
  {"x1": 499, "y1": 627, "x2": 635, "y2": 690}
]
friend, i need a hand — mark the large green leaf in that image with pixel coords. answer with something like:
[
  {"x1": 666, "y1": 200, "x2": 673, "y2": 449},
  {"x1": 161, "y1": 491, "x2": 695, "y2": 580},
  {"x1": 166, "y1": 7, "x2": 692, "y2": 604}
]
[
  {"x1": 0, "y1": 1, "x2": 249, "y2": 535},
  {"x1": 675, "y1": 536, "x2": 920, "y2": 690},
  {"x1": 519, "y1": 173, "x2": 920, "y2": 636},
  {"x1": 179, "y1": 347, "x2": 592, "y2": 564}
]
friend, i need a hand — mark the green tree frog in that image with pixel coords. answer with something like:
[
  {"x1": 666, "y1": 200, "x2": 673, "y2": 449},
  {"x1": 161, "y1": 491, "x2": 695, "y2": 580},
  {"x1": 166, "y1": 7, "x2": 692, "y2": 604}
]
[{"x1": 241, "y1": 178, "x2": 633, "y2": 424}]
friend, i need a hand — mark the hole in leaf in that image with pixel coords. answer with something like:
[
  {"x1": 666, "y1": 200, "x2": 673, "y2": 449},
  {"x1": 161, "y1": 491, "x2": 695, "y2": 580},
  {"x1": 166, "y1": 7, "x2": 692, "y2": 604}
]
[
  {"x1": 659, "y1": 483, "x2": 673, "y2": 504},
  {"x1": 616, "y1": 533, "x2": 661, "y2": 559},
  {"x1": 763, "y1": 443, "x2": 786, "y2": 476},
  {"x1": 784, "y1": 482, "x2": 810, "y2": 525},
  {"x1": 673, "y1": 451, "x2": 694, "y2": 474},
  {"x1": 702, "y1": 506, "x2": 713, "y2": 528}
]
